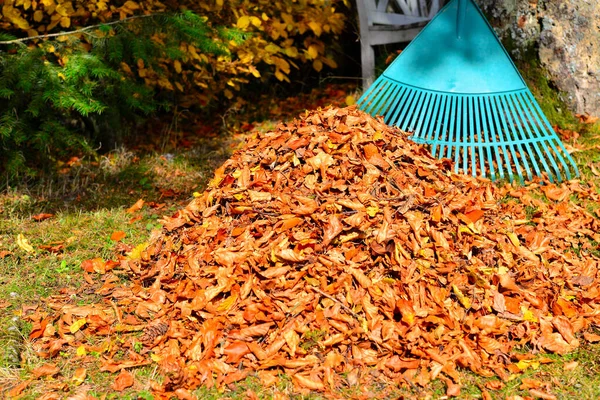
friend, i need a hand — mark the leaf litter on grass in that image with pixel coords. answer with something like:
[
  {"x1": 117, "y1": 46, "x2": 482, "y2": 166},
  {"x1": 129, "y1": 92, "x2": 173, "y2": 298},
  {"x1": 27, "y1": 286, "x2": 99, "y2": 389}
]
[{"x1": 18, "y1": 106, "x2": 600, "y2": 398}]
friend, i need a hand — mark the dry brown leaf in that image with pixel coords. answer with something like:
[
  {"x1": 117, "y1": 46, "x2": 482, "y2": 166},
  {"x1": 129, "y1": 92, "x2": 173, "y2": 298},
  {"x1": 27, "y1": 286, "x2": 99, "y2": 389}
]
[
  {"x1": 32, "y1": 363, "x2": 60, "y2": 378},
  {"x1": 111, "y1": 369, "x2": 134, "y2": 392},
  {"x1": 126, "y1": 198, "x2": 145, "y2": 213},
  {"x1": 32, "y1": 213, "x2": 54, "y2": 221}
]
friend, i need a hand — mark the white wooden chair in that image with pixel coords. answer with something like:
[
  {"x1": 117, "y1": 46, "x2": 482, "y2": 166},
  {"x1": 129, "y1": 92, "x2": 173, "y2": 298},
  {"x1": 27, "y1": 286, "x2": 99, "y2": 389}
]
[{"x1": 356, "y1": 0, "x2": 444, "y2": 89}]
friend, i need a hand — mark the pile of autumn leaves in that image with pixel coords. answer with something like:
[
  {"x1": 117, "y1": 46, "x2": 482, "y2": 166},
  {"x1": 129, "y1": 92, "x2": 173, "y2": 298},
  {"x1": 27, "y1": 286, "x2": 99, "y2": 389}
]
[{"x1": 34, "y1": 106, "x2": 600, "y2": 397}]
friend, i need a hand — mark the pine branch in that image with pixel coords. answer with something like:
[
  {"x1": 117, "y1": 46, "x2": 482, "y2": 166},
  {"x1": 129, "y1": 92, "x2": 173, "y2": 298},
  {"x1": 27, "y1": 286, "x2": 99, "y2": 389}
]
[{"x1": 0, "y1": 14, "x2": 163, "y2": 45}]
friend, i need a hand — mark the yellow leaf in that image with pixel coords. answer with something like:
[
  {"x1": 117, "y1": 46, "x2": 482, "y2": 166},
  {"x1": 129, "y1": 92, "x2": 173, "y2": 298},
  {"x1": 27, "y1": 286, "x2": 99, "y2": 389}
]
[
  {"x1": 69, "y1": 318, "x2": 87, "y2": 334},
  {"x1": 150, "y1": 353, "x2": 162, "y2": 362},
  {"x1": 76, "y1": 345, "x2": 87, "y2": 357},
  {"x1": 265, "y1": 43, "x2": 280, "y2": 54},
  {"x1": 16, "y1": 234, "x2": 34, "y2": 253},
  {"x1": 506, "y1": 231, "x2": 521, "y2": 247},
  {"x1": 123, "y1": 0, "x2": 140, "y2": 10},
  {"x1": 366, "y1": 206, "x2": 379, "y2": 217},
  {"x1": 261, "y1": 12, "x2": 269, "y2": 21},
  {"x1": 345, "y1": 95, "x2": 356, "y2": 106},
  {"x1": 193, "y1": 191, "x2": 201, "y2": 197},
  {"x1": 55, "y1": 4, "x2": 68, "y2": 16},
  {"x1": 60, "y1": 17, "x2": 70, "y2": 28},
  {"x1": 3, "y1": 6, "x2": 30, "y2": 30},
  {"x1": 522, "y1": 307, "x2": 538, "y2": 322},
  {"x1": 285, "y1": 46, "x2": 298, "y2": 58},
  {"x1": 516, "y1": 359, "x2": 540, "y2": 371},
  {"x1": 308, "y1": 21, "x2": 322, "y2": 36},
  {"x1": 217, "y1": 293, "x2": 238, "y2": 313},
  {"x1": 237, "y1": 15, "x2": 250, "y2": 29},
  {"x1": 128, "y1": 242, "x2": 148, "y2": 260},
  {"x1": 307, "y1": 44, "x2": 319, "y2": 60},
  {"x1": 174, "y1": 60, "x2": 182, "y2": 73},
  {"x1": 248, "y1": 66, "x2": 260, "y2": 78},
  {"x1": 250, "y1": 16, "x2": 262, "y2": 27},
  {"x1": 224, "y1": 89, "x2": 234, "y2": 99},
  {"x1": 452, "y1": 285, "x2": 472, "y2": 309},
  {"x1": 313, "y1": 59, "x2": 323, "y2": 72},
  {"x1": 33, "y1": 10, "x2": 44, "y2": 22}
]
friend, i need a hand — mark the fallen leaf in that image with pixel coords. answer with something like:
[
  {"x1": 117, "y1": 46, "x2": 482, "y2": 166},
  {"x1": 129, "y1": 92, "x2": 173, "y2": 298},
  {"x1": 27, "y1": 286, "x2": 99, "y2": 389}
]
[
  {"x1": 32, "y1": 213, "x2": 54, "y2": 221},
  {"x1": 126, "y1": 199, "x2": 145, "y2": 213},
  {"x1": 16, "y1": 233, "x2": 35, "y2": 253},
  {"x1": 32, "y1": 363, "x2": 60, "y2": 378},
  {"x1": 111, "y1": 369, "x2": 134, "y2": 391},
  {"x1": 564, "y1": 361, "x2": 578, "y2": 371},
  {"x1": 72, "y1": 368, "x2": 87, "y2": 385},
  {"x1": 110, "y1": 231, "x2": 127, "y2": 241},
  {"x1": 8, "y1": 380, "x2": 32, "y2": 397}
]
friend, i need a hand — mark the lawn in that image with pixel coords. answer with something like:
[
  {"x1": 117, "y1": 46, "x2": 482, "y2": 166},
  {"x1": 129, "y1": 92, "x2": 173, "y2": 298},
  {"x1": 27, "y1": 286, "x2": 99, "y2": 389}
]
[{"x1": 2, "y1": 83, "x2": 600, "y2": 399}]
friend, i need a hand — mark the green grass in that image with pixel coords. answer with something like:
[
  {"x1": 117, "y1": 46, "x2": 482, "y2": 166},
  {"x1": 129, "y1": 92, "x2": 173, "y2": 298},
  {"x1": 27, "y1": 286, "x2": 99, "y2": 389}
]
[{"x1": 1, "y1": 80, "x2": 600, "y2": 398}]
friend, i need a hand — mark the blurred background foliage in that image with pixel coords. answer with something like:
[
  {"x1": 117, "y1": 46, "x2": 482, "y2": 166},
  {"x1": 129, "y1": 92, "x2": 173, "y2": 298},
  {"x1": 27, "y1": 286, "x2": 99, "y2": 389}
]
[{"x1": 0, "y1": 0, "x2": 351, "y2": 180}]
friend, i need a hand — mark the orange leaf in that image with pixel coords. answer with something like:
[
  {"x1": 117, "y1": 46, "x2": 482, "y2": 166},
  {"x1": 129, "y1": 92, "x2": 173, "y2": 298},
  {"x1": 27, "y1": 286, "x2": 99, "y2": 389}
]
[
  {"x1": 293, "y1": 373, "x2": 325, "y2": 391},
  {"x1": 29, "y1": 318, "x2": 49, "y2": 339},
  {"x1": 126, "y1": 199, "x2": 145, "y2": 213},
  {"x1": 236, "y1": 323, "x2": 272, "y2": 339},
  {"x1": 111, "y1": 370, "x2": 134, "y2": 392},
  {"x1": 8, "y1": 380, "x2": 31, "y2": 397},
  {"x1": 72, "y1": 368, "x2": 87, "y2": 385},
  {"x1": 110, "y1": 230, "x2": 126, "y2": 241},
  {"x1": 223, "y1": 341, "x2": 250, "y2": 364},
  {"x1": 80, "y1": 258, "x2": 106, "y2": 274},
  {"x1": 464, "y1": 209, "x2": 484, "y2": 223},
  {"x1": 32, "y1": 213, "x2": 54, "y2": 221},
  {"x1": 32, "y1": 363, "x2": 60, "y2": 378}
]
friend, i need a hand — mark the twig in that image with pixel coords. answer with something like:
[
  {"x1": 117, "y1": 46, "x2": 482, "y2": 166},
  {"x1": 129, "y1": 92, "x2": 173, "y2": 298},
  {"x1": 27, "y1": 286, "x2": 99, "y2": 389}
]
[
  {"x1": 0, "y1": 13, "x2": 162, "y2": 45},
  {"x1": 307, "y1": 285, "x2": 359, "y2": 320}
]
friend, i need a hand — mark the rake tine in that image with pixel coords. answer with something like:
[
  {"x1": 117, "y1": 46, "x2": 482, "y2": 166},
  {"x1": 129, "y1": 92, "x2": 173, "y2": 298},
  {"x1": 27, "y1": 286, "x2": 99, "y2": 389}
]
[
  {"x1": 400, "y1": 89, "x2": 424, "y2": 131},
  {"x1": 432, "y1": 94, "x2": 451, "y2": 158},
  {"x1": 465, "y1": 96, "x2": 481, "y2": 176},
  {"x1": 411, "y1": 91, "x2": 433, "y2": 139},
  {"x1": 527, "y1": 91, "x2": 577, "y2": 180},
  {"x1": 519, "y1": 92, "x2": 563, "y2": 181},
  {"x1": 500, "y1": 94, "x2": 533, "y2": 181},
  {"x1": 512, "y1": 92, "x2": 553, "y2": 178},
  {"x1": 507, "y1": 92, "x2": 543, "y2": 179},
  {"x1": 484, "y1": 96, "x2": 505, "y2": 180},
  {"x1": 381, "y1": 84, "x2": 405, "y2": 124},
  {"x1": 477, "y1": 97, "x2": 493, "y2": 179},
  {"x1": 387, "y1": 86, "x2": 409, "y2": 126},
  {"x1": 358, "y1": 76, "x2": 384, "y2": 109},
  {"x1": 418, "y1": 93, "x2": 438, "y2": 143},
  {"x1": 363, "y1": 79, "x2": 390, "y2": 116},
  {"x1": 394, "y1": 87, "x2": 416, "y2": 129},
  {"x1": 426, "y1": 93, "x2": 444, "y2": 144},
  {"x1": 495, "y1": 96, "x2": 524, "y2": 182},
  {"x1": 423, "y1": 93, "x2": 442, "y2": 143},
  {"x1": 452, "y1": 96, "x2": 462, "y2": 173},
  {"x1": 372, "y1": 81, "x2": 398, "y2": 117}
]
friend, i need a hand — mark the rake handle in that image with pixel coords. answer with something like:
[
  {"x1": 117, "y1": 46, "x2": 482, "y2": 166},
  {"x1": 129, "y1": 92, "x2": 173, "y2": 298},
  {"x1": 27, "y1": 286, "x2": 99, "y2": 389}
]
[{"x1": 457, "y1": 0, "x2": 467, "y2": 39}]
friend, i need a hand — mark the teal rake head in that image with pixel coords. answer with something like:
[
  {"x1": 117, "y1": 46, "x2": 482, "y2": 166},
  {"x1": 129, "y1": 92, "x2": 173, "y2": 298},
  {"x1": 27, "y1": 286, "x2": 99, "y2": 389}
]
[{"x1": 358, "y1": 0, "x2": 579, "y2": 183}]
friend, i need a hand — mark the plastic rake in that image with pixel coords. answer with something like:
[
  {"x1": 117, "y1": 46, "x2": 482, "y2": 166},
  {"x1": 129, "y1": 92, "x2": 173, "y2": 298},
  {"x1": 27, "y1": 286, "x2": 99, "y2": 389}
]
[{"x1": 358, "y1": 0, "x2": 579, "y2": 183}]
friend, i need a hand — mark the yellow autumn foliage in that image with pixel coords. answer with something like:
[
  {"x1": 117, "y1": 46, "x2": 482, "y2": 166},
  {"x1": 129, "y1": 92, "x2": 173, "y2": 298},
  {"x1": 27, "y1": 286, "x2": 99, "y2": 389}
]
[{"x1": 1, "y1": 0, "x2": 347, "y2": 105}]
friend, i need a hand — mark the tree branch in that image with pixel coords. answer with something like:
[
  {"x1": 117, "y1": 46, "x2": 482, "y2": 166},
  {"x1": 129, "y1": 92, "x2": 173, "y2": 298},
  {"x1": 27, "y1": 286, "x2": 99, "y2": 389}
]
[{"x1": 0, "y1": 13, "x2": 163, "y2": 46}]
